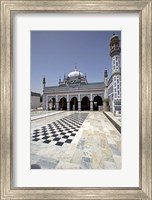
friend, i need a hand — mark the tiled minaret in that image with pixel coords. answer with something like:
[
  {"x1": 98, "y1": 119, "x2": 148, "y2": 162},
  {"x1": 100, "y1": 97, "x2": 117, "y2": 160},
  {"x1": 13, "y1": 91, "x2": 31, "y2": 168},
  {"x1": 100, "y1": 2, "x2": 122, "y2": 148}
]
[
  {"x1": 43, "y1": 77, "x2": 46, "y2": 110},
  {"x1": 103, "y1": 69, "x2": 110, "y2": 111},
  {"x1": 110, "y1": 33, "x2": 121, "y2": 114}
]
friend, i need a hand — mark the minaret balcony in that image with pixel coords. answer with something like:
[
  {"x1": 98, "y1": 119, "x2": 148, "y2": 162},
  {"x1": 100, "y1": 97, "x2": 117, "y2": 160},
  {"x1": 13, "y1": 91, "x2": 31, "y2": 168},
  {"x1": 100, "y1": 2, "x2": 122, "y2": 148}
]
[{"x1": 110, "y1": 47, "x2": 121, "y2": 56}]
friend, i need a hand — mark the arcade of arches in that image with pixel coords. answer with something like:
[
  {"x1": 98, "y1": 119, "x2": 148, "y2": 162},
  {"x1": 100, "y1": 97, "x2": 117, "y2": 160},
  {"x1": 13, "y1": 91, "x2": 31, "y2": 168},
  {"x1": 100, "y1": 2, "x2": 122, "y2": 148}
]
[{"x1": 48, "y1": 95, "x2": 103, "y2": 111}]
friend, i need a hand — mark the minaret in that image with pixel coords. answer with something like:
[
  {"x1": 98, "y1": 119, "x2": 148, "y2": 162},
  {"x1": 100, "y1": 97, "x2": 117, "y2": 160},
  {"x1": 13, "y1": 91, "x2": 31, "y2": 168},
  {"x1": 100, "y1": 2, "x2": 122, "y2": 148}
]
[
  {"x1": 43, "y1": 77, "x2": 46, "y2": 88},
  {"x1": 43, "y1": 77, "x2": 46, "y2": 110},
  {"x1": 110, "y1": 33, "x2": 121, "y2": 114},
  {"x1": 104, "y1": 69, "x2": 108, "y2": 99},
  {"x1": 103, "y1": 69, "x2": 110, "y2": 111}
]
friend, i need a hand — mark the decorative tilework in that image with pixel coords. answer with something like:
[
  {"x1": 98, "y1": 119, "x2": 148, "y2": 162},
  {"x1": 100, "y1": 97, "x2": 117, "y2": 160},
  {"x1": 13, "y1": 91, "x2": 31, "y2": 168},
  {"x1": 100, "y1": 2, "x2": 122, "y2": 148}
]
[{"x1": 32, "y1": 113, "x2": 88, "y2": 146}]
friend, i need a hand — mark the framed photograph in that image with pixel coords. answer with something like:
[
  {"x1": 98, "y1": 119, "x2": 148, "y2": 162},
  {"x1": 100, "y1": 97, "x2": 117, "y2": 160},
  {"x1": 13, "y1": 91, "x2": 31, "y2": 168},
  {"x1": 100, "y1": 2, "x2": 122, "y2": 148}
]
[
  {"x1": 30, "y1": 30, "x2": 122, "y2": 171},
  {"x1": 0, "y1": 0, "x2": 151, "y2": 199}
]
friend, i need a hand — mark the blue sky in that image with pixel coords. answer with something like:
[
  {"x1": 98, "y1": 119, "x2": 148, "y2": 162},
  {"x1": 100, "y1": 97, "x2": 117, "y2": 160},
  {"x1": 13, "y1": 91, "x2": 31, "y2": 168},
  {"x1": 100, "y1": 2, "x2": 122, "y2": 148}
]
[{"x1": 31, "y1": 31, "x2": 121, "y2": 94}]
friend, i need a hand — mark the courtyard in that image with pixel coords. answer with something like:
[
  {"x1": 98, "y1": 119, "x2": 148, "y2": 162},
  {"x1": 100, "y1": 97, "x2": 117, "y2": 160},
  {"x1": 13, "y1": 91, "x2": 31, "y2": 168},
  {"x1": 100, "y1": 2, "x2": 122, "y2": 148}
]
[{"x1": 31, "y1": 111, "x2": 121, "y2": 169}]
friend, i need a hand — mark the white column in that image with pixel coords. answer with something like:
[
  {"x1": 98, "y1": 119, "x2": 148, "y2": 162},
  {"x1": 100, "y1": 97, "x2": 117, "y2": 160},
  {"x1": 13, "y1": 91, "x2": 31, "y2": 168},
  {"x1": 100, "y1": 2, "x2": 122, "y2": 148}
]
[
  {"x1": 67, "y1": 101, "x2": 70, "y2": 111},
  {"x1": 67, "y1": 94, "x2": 69, "y2": 102},
  {"x1": 43, "y1": 94, "x2": 46, "y2": 110},
  {"x1": 90, "y1": 93, "x2": 93, "y2": 101},
  {"x1": 112, "y1": 100, "x2": 115, "y2": 113},
  {"x1": 90, "y1": 101, "x2": 93, "y2": 111},
  {"x1": 78, "y1": 101, "x2": 81, "y2": 111},
  {"x1": 78, "y1": 94, "x2": 81, "y2": 111},
  {"x1": 78, "y1": 94, "x2": 81, "y2": 101},
  {"x1": 90, "y1": 93, "x2": 93, "y2": 111},
  {"x1": 55, "y1": 95, "x2": 59, "y2": 111},
  {"x1": 56, "y1": 95, "x2": 58, "y2": 102},
  {"x1": 104, "y1": 86, "x2": 108, "y2": 100},
  {"x1": 46, "y1": 95, "x2": 49, "y2": 110},
  {"x1": 56, "y1": 102, "x2": 59, "y2": 111}
]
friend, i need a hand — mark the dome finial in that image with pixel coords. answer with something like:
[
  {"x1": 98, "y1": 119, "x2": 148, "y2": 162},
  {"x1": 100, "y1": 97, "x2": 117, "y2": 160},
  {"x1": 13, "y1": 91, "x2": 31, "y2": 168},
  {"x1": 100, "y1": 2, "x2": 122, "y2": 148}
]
[
  {"x1": 59, "y1": 76, "x2": 61, "y2": 83},
  {"x1": 74, "y1": 63, "x2": 78, "y2": 71}
]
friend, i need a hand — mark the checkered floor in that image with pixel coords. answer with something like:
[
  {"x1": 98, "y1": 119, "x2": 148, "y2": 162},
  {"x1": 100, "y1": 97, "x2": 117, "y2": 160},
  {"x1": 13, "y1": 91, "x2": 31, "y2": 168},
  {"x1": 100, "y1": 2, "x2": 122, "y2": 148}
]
[{"x1": 32, "y1": 113, "x2": 88, "y2": 146}]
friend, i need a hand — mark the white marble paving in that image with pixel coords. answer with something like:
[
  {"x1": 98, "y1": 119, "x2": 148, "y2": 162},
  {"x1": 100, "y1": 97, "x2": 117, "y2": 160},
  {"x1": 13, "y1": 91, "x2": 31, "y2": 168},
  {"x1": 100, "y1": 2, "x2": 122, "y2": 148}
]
[{"x1": 31, "y1": 111, "x2": 121, "y2": 169}]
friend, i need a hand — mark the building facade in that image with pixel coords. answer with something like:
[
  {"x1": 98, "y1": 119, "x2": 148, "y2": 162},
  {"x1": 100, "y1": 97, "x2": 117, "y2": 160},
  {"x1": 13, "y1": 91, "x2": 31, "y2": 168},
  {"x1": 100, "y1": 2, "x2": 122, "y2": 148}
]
[
  {"x1": 31, "y1": 92, "x2": 41, "y2": 109},
  {"x1": 43, "y1": 34, "x2": 121, "y2": 114}
]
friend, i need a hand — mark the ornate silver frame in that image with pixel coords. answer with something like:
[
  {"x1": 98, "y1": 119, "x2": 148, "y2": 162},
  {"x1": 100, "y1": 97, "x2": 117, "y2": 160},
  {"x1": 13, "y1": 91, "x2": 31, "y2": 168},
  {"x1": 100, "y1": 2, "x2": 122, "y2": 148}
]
[{"x1": 0, "y1": 0, "x2": 151, "y2": 199}]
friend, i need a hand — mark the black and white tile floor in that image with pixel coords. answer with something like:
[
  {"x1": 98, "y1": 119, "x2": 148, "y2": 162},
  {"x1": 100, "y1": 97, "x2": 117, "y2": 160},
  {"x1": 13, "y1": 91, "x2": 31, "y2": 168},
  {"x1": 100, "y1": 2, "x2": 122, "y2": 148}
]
[
  {"x1": 32, "y1": 113, "x2": 88, "y2": 146},
  {"x1": 31, "y1": 111, "x2": 121, "y2": 169}
]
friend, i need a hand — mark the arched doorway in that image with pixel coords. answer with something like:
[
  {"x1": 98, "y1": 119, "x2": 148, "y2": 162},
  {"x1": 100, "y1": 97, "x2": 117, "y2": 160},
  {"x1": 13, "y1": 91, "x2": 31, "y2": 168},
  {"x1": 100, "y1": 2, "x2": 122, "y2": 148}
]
[
  {"x1": 81, "y1": 96, "x2": 90, "y2": 111},
  {"x1": 93, "y1": 96, "x2": 103, "y2": 111},
  {"x1": 48, "y1": 98, "x2": 56, "y2": 110},
  {"x1": 70, "y1": 97, "x2": 78, "y2": 110},
  {"x1": 52, "y1": 98, "x2": 56, "y2": 110},
  {"x1": 59, "y1": 97, "x2": 67, "y2": 110}
]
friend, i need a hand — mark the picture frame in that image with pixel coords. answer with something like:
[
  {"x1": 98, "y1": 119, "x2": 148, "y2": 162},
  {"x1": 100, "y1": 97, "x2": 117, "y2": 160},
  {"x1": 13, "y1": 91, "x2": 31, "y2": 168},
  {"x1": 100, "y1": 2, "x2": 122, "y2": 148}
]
[{"x1": 0, "y1": 0, "x2": 151, "y2": 199}]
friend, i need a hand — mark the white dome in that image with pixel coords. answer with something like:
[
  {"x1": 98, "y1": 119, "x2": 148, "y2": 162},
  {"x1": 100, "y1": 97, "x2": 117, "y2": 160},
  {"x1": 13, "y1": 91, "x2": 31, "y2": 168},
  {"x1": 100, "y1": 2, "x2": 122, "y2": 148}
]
[{"x1": 68, "y1": 70, "x2": 85, "y2": 78}]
